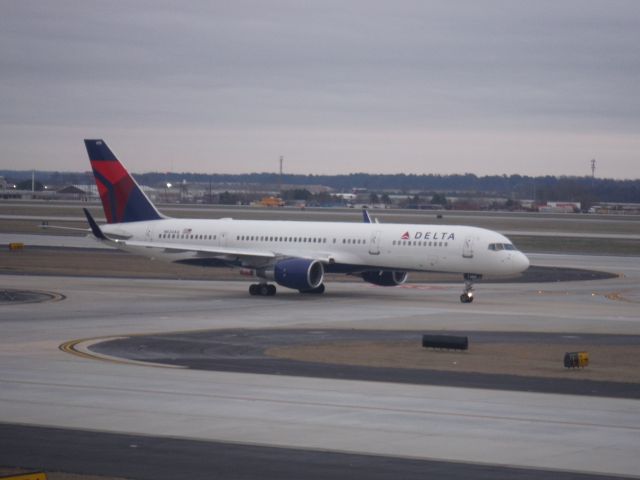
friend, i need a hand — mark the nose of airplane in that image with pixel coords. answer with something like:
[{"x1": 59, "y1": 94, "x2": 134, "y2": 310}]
[{"x1": 514, "y1": 252, "x2": 530, "y2": 272}]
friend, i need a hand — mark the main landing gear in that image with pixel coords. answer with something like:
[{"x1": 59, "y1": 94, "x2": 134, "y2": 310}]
[
  {"x1": 249, "y1": 283, "x2": 276, "y2": 296},
  {"x1": 460, "y1": 273, "x2": 482, "y2": 303},
  {"x1": 248, "y1": 283, "x2": 326, "y2": 296}
]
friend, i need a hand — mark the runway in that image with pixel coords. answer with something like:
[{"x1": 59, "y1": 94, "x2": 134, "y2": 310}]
[{"x1": 1, "y1": 253, "x2": 639, "y2": 478}]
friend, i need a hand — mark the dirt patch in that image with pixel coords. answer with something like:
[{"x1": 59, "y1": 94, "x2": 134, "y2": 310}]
[
  {"x1": 267, "y1": 341, "x2": 640, "y2": 384},
  {"x1": 0, "y1": 248, "x2": 225, "y2": 280}
]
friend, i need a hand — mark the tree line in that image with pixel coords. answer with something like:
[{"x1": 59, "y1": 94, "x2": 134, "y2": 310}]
[{"x1": 2, "y1": 170, "x2": 639, "y2": 204}]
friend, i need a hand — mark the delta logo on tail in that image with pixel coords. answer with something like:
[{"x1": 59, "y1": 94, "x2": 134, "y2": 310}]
[{"x1": 85, "y1": 139, "x2": 161, "y2": 224}]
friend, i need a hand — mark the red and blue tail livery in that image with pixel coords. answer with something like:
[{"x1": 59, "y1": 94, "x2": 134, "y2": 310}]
[{"x1": 85, "y1": 139, "x2": 162, "y2": 223}]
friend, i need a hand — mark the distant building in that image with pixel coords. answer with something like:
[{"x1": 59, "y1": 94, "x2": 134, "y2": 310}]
[
  {"x1": 56, "y1": 185, "x2": 96, "y2": 201},
  {"x1": 0, "y1": 176, "x2": 7, "y2": 190},
  {"x1": 538, "y1": 201, "x2": 580, "y2": 213},
  {"x1": 589, "y1": 202, "x2": 640, "y2": 215}
]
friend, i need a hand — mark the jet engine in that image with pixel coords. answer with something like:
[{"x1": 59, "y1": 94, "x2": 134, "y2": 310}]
[
  {"x1": 272, "y1": 258, "x2": 325, "y2": 290},
  {"x1": 361, "y1": 270, "x2": 408, "y2": 286}
]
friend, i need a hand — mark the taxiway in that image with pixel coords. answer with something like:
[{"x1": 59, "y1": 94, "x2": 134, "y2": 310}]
[{"x1": 1, "y1": 252, "x2": 639, "y2": 478}]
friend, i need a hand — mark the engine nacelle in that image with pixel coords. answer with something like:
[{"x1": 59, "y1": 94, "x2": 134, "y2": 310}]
[
  {"x1": 361, "y1": 270, "x2": 408, "y2": 286},
  {"x1": 273, "y1": 258, "x2": 325, "y2": 290}
]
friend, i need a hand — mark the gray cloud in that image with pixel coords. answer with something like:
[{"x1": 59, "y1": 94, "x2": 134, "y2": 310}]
[{"x1": 1, "y1": 1, "x2": 639, "y2": 178}]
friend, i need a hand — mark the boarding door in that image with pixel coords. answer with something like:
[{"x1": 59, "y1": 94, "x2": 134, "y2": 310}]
[
  {"x1": 219, "y1": 231, "x2": 228, "y2": 247},
  {"x1": 369, "y1": 230, "x2": 381, "y2": 255},
  {"x1": 462, "y1": 236, "x2": 474, "y2": 258},
  {"x1": 145, "y1": 224, "x2": 154, "y2": 242}
]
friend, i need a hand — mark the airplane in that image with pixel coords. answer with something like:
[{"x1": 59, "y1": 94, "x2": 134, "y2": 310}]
[{"x1": 82, "y1": 139, "x2": 530, "y2": 303}]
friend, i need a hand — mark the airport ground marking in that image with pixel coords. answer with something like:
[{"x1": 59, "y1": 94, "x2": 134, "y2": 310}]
[{"x1": 59, "y1": 336, "x2": 187, "y2": 369}]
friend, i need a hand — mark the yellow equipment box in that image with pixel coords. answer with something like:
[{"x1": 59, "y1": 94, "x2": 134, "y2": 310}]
[{"x1": 564, "y1": 351, "x2": 589, "y2": 368}]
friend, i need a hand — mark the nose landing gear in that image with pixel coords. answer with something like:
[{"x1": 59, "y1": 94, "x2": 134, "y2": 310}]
[
  {"x1": 460, "y1": 291, "x2": 474, "y2": 303},
  {"x1": 460, "y1": 273, "x2": 482, "y2": 303}
]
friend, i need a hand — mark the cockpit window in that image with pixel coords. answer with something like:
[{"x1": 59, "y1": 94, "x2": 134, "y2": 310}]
[{"x1": 488, "y1": 243, "x2": 517, "y2": 251}]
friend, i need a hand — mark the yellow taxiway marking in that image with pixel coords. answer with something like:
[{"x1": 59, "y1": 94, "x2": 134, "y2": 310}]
[
  {"x1": 59, "y1": 336, "x2": 186, "y2": 369},
  {"x1": 0, "y1": 473, "x2": 47, "y2": 480}
]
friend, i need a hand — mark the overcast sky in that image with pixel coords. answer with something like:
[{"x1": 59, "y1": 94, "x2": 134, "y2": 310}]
[{"x1": 1, "y1": 1, "x2": 639, "y2": 178}]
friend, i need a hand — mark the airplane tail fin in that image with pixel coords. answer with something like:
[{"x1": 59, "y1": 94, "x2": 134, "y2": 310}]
[{"x1": 84, "y1": 139, "x2": 163, "y2": 224}]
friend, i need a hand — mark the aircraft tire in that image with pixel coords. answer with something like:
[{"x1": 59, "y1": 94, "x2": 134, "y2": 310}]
[
  {"x1": 258, "y1": 284, "x2": 270, "y2": 296},
  {"x1": 460, "y1": 293, "x2": 474, "y2": 303}
]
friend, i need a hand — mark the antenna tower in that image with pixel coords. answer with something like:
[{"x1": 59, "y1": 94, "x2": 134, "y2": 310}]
[{"x1": 590, "y1": 158, "x2": 596, "y2": 178}]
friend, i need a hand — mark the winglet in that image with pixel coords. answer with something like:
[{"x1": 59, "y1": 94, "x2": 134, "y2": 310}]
[
  {"x1": 83, "y1": 208, "x2": 107, "y2": 240},
  {"x1": 362, "y1": 208, "x2": 372, "y2": 224}
]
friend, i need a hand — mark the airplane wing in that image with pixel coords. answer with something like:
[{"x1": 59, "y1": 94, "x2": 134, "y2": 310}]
[
  {"x1": 362, "y1": 208, "x2": 380, "y2": 224},
  {"x1": 83, "y1": 208, "x2": 276, "y2": 262},
  {"x1": 83, "y1": 208, "x2": 346, "y2": 267},
  {"x1": 120, "y1": 239, "x2": 276, "y2": 260}
]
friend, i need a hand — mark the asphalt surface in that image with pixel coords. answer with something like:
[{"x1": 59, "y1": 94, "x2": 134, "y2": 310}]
[
  {"x1": 91, "y1": 329, "x2": 640, "y2": 399},
  {"x1": 2, "y1": 253, "x2": 639, "y2": 479},
  {"x1": 0, "y1": 423, "x2": 630, "y2": 480}
]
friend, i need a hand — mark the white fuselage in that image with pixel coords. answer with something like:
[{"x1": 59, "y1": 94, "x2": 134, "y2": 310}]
[{"x1": 102, "y1": 217, "x2": 530, "y2": 277}]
